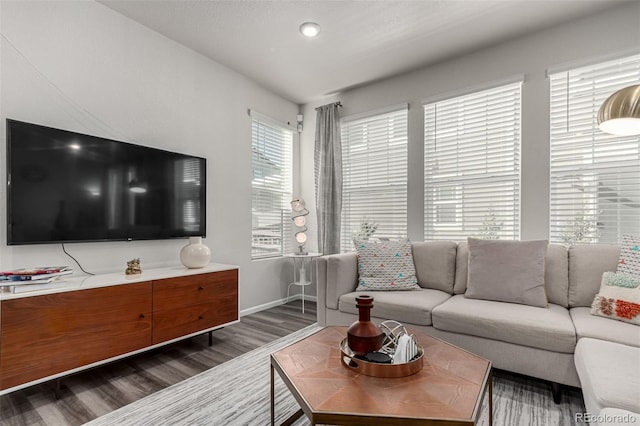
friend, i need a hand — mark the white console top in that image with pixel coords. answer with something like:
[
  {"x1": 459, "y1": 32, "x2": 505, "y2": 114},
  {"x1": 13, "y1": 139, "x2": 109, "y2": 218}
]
[{"x1": 0, "y1": 263, "x2": 238, "y2": 300}]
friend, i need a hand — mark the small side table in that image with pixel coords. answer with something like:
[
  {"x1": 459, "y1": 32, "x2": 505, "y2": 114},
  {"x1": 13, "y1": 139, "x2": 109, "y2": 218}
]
[{"x1": 284, "y1": 252, "x2": 322, "y2": 314}]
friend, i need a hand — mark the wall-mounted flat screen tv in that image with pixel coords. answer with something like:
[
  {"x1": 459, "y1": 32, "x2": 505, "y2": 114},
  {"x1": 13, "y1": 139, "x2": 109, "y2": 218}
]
[{"x1": 6, "y1": 119, "x2": 206, "y2": 245}]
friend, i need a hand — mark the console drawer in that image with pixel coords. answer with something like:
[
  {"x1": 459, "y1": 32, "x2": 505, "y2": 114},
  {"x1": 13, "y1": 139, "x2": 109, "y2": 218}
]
[
  {"x1": 152, "y1": 270, "x2": 238, "y2": 344},
  {"x1": 0, "y1": 282, "x2": 152, "y2": 390},
  {"x1": 152, "y1": 270, "x2": 238, "y2": 311},
  {"x1": 0, "y1": 266, "x2": 239, "y2": 394},
  {"x1": 152, "y1": 297, "x2": 237, "y2": 344}
]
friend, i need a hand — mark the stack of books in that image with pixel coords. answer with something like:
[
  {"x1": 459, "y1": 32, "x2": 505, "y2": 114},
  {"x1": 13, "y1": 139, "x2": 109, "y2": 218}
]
[{"x1": 0, "y1": 266, "x2": 73, "y2": 293}]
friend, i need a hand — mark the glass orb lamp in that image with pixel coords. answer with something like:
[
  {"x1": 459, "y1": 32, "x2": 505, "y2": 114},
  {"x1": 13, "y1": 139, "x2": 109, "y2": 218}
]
[{"x1": 291, "y1": 198, "x2": 309, "y2": 254}]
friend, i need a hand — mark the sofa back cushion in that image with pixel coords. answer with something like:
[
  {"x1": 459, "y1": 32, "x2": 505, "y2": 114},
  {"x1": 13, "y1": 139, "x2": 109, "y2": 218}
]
[
  {"x1": 454, "y1": 242, "x2": 570, "y2": 307},
  {"x1": 545, "y1": 244, "x2": 570, "y2": 308},
  {"x1": 411, "y1": 241, "x2": 457, "y2": 294},
  {"x1": 465, "y1": 238, "x2": 549, "y2": 307},
  {"x1": 568, "y1": 244, "x2": 620, "y2": 307},
  {"x1": 454, "y1": 242, "x2": 469, "y2": 295}
]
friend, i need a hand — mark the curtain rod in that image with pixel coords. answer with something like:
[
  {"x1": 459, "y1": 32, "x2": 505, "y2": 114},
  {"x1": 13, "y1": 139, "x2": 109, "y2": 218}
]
[{"x1": 316, "y1": 101, "x2": 342, "y2": 111}]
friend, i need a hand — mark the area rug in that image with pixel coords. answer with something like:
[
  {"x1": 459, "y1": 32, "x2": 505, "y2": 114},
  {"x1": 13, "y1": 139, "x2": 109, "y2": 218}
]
[{"x1": 86, "y1": 324, "x2": 586, "y2": 425}]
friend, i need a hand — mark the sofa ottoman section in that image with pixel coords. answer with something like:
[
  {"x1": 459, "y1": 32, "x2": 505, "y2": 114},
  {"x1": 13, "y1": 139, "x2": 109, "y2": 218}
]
[
  {"x1": 432, "y1": 295, "x2": 577, "y2": 353},
  {"x1": 574, "y1": 338, "x2": 640, "y2": 422}
]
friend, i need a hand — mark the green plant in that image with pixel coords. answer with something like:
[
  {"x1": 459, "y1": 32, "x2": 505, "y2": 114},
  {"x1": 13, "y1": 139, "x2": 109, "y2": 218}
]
[
  {"x1": 561, "y1": 213, "x2": 599, "y2": 246},
  {"x1": 352, "y1": 217, "x2": 378, "y2": 242},
  {"x1": 476, "y1": 210, "x2": 503, "y2": 240}
]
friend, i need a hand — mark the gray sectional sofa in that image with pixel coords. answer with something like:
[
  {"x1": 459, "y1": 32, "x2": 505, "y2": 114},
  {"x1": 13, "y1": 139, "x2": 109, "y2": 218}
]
[{"x1": 316, "y1": 241, "x2": 640, "y2": 424}]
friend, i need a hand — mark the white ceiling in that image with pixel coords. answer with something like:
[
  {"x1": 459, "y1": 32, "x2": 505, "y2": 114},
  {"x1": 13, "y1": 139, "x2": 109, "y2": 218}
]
[{"x1": 100, "y1": 0, "x2": 625, "y2": 104}]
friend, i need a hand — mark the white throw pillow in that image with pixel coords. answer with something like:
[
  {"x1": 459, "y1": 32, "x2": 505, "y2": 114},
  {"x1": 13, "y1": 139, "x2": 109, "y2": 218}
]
[
  {"x1": 355, "y1": 239, "x2": 419, "y2": 291},
  {"x1": 591, "y1": 271, "x2": 640, "y2": 325},
  {"x1": 617, "y1": 234, "x2": 640, "y2": 276}
]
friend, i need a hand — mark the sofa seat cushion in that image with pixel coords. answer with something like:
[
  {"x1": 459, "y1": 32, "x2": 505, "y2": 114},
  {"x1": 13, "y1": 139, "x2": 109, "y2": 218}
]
[
  {"x1": 432, "y1": 295, "x2": 576, "y2": 353},
  {"x1": 570, "y1": 307, "x2": 640, "y2": 347},
  {"x1": 575, "y1": 338, "x2": 640, "y2": 417},
  {"x1": 338, "y1": 289, "x2": 451, "y2": 326}
]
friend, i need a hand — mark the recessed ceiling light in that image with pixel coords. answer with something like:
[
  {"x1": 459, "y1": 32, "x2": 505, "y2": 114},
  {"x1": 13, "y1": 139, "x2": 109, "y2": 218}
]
[{"x1": 299, "y1": 22, "x2": 320, "y2": 38}]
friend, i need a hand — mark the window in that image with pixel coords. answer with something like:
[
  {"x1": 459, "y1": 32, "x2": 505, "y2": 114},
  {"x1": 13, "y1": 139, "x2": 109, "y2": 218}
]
[
  {"x1": 251, "y1": 113, "x2": 293, "y2": 259},
  {"x1": 176, "y1": 158, "x2": 202, "y2": 233},
  {"x1": 549, "y1": 54, "x2": 640, "y2": 244},
  {"x1": 340, "y1": 106, "x2": 408, "y2": 252},
  {"x1": 424, "y1": 81, "x2": 522, "y2": 241}
]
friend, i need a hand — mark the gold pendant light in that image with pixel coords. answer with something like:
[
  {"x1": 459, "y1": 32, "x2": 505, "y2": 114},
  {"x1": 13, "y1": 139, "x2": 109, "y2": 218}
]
[{"x1": 597, "y1": 84, "x2": 640, "y2": 136}]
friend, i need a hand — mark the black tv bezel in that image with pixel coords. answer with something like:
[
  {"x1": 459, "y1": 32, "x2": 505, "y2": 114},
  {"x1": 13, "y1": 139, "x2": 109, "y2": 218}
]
[{"x1": 6, "y1": 119, "x2": 207, "y2": 246}]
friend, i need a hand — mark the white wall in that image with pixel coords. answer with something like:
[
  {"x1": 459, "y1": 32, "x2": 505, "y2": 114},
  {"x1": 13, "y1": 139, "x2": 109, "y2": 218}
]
[
  {"x1": 299, "y1": 1, "x2": 640, "y2": 296},
  {"x1": 0, "y1": 1, "x2": 300, "y2": 312},
  {"x1": 2, "y1": 2, "x2": 638, "y2": 309}
]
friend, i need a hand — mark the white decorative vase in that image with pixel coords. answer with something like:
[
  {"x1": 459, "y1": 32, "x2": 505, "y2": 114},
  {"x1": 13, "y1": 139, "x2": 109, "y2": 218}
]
[{"x1": 180, "y1": 237, "x2": 211, "y2": 268}]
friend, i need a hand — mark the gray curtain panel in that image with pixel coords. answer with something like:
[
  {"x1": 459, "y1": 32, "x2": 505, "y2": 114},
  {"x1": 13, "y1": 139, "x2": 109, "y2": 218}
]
[{"x1": 314, "y1": 102, "x2": 342, "y2": 254}]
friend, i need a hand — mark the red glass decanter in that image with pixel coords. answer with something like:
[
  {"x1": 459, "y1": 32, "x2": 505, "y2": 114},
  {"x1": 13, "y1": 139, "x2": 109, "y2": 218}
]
[{"x1": 347, "y1": 295, "x2": 384, "y2": 356}]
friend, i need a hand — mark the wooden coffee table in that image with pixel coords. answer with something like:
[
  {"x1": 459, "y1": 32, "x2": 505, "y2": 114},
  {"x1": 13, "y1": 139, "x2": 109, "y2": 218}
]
[{"x1": 270, "y1": 326, "x2": 492, "y2": 426}]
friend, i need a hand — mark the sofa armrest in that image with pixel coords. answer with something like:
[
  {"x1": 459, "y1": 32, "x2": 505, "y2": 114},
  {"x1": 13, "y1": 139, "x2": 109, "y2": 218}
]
[{"x1": 316, "y1": 253, "x2": 358, "y2": 313}]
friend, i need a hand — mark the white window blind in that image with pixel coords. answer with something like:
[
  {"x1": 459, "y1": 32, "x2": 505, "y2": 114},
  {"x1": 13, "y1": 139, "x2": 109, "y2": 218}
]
[
  {"x1": 340, "y1": 107, "x2": 408, "y2": 252},
  {"x1": 424, "y1": 81, "x2": 522, "y2": 241},
  {"x1": 251, "y1": 115, "x2": 293, "y2": 259},
  {"x1": 549, "y1": 54, "x2": 640, "y2": 245},
  {"x1": 175, "y1": 158, "x2": 203, "y2": 233}
]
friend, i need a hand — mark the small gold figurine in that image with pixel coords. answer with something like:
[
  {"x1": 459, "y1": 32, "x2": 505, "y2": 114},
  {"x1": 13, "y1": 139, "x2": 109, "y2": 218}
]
[{"x1": 125, "y1": 258, "x2": 142, "y2": 276}]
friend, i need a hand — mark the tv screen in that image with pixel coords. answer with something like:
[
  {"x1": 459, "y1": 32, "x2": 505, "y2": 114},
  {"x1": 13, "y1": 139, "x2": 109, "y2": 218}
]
[{"x1": 6, "y1": 119, "x2": 206, "y2": 245}]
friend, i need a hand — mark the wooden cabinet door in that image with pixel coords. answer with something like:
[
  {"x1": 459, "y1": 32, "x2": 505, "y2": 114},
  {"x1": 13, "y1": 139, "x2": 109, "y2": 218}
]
[
  {"x1": 152, "y1": 270, "x2": 238, "y2": 344},
  {"x1": 0, "y1": 282, "x2": 152, "y2": 390}
]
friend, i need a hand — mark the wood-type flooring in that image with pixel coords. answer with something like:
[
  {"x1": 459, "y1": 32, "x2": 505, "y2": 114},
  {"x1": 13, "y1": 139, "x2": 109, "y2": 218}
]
[
  {"x1": 0, "y1": 300, "x2": 317, "y2": 426},
  {"x1": 1, "y1": 300, "x2": 587, "y2": 425},
  {"x1": 86, "y1": 324, "x2": 587, "y2": 426}
]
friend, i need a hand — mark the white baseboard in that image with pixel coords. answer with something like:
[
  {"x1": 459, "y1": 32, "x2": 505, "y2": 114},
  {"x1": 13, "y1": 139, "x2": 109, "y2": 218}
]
[{"x1": 240, "y1": 294, "x2": 317, "y2": 317}]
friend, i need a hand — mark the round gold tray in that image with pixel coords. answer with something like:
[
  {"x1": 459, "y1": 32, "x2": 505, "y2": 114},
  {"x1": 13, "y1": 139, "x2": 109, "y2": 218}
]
[{"x1": 339, "y1": 338, "x2": 424, "y2": 378}]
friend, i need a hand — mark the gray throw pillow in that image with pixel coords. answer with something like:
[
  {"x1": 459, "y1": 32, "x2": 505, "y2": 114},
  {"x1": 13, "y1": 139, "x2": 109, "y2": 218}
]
[
  {"x1": 465, "y1": 238, "x2": 549, "y2": 308},
  {"x1": 355, "y1": 239, "x2": 419, "y2": 291}
]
